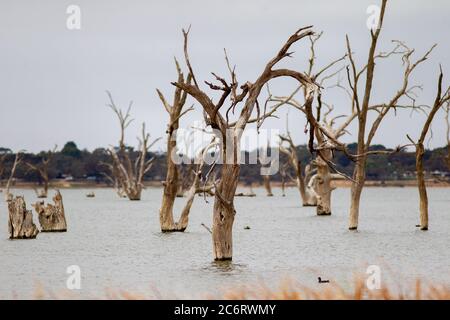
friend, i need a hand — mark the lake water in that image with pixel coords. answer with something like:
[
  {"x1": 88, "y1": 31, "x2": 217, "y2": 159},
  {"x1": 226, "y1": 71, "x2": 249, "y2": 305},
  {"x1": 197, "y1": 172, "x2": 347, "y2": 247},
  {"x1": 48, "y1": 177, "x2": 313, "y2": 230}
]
[{"x1": 0, "y1": 186, "x2": 449, "y2": 299}]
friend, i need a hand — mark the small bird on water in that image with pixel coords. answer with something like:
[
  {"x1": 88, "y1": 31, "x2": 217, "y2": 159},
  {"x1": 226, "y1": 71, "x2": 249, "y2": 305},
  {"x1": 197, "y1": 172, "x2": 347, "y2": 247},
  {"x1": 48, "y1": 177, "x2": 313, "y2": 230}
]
[{"x1": 318, "y1": 277, "x2": 330, "y2": 284}]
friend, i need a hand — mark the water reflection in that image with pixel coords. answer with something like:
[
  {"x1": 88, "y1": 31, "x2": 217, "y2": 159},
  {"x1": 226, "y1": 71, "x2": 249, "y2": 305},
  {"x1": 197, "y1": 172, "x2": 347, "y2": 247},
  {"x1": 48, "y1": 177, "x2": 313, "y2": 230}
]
[{"x1": 204, "y1": 260, "x2": 248, "y2": 275}]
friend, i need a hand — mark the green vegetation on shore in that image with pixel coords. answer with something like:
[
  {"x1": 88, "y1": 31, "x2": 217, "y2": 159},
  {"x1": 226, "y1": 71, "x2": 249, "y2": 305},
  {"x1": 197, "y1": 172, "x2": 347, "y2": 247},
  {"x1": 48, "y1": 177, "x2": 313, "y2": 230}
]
[{"x1": 1, "y1": 141, "x2": 449, "y2": 186}]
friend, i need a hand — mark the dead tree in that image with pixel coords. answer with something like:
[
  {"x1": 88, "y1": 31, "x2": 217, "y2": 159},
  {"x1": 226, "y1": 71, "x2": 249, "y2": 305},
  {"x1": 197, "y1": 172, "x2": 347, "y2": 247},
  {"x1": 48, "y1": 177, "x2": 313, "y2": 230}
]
[
  {"x1": 171, "y1": 26, "x2": 318, "y2": 260},
  {"x1": 269, "y1": 32, "x2": 347, "y2": 215},
  {"x1": 407, "y1": 69, "x2": 449, "y2": 230},
  {"x1": 274, "y1": 0, "x2": 435, "y2": 227},
  {"x1": 106, "y1": 91, "x2": 159, "y2": 200},
  {"x1": 446, "y1": 103, "x2": 450, "y2": 170},
  {"x1": 32, "y1": 190, "x2": 68, "y2": 232},
  {"x1": 279, "y1": 162, "x2": 289, "y2": 197},
  {"x1": 0, "y1": 152, "x2": 7, "y2": 189},
  {"x1": 341, "y1": 0, "x2": 436, "y2": 230},
  {"x1": 279, "y1": 133, "x2": 318, "y2": 206},
  {"x1": 5, "y1": 152, "x2": 23, "y2": 200},
  {"x1": 260, "y1": 141, "x2": 274, "y2": 196},
  {"x1": 262, "y1": 175, "x2": 273, "y2": 196},
  {"x1": 157, "y1": 61, "x2": 215, "y2": 232},
  {"x1": 25, "y1": 146, "x2": 56, "y2": 198},
  {"x1": 7, "y1": 195, "x2": 39, "y2": 239}
]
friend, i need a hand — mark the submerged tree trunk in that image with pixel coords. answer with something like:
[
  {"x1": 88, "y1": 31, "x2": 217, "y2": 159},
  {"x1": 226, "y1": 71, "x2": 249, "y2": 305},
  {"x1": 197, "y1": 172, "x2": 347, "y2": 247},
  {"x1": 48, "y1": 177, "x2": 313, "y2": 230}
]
[
  {"x1": 32, "y1": 191, "x2": 67, "y2": 232},
  {"x1": 262, "y1": 175, "x2": 273, "y2": 196},
  {"x1": 315, "y1": 154, "x2": 332, "y2": 215},
  {"x1": 160, "y1": 163, "x2": 205, "y2": 232},
  {"x1": 296, "y1": 161, "x2": 317, "y2": 206},
  {"x1": 7, "y1": 196, "x2": 39, "y2": 239},
  {"x1": 349, "y1": 158, "x2": 366, "y2": 230},
  {"x1": 410, "y1": 70, "x2": 448, "y2": 231},
  {"x1": 415, "y1": 144, "x2": 428, "y2": 230},
  {"x1": 212, "y1": 164, "x2": 239, "y2": 261},
  {"x1": 280, "y1": 174, "x2": 286, "y2": 197}
]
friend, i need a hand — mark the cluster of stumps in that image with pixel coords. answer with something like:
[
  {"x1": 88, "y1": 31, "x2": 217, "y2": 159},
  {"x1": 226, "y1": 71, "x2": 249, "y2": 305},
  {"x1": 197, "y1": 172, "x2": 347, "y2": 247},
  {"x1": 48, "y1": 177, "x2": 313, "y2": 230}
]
[{"x1": 6, "y1": 190, "x2": 67, "y2": 239}]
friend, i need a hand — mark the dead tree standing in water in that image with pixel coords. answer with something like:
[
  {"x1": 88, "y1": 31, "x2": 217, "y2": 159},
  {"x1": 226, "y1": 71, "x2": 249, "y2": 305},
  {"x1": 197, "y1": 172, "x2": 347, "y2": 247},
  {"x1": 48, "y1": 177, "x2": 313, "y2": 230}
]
[
  {"x1": 157, "y1": 60, "x2": 215, "y2": 232},
  {"x1": 25, "y1": 146, "x2": 56, "y2": 198},
  {"x1": 445, "y1": 103, "x2": 450, "y2": 170},
  {"x1": 7, "y1": 195, "x2": 39, "y2": 239},
  {"x1": 279, "y1": 133, "x2": 318, "y2": 206},
  {"x1": 407, "y1": 69, "x2": 449, "y2": 230},
  {"x1": 280, "y1": 0, "x2": 436, "y2": 227},
  {"x1": 106, "y1": 91, "x2": 159, "y2": 200},
  {"x1": 261, "y1": 141, "x2": 274, "y2": 196},
  {"x1": 5, "y1": 152, "x2": 23, "y2": 201},
  {"x1": 172, "y1": 26, "x2": 318, "y2": 260},
  {"x1": 270, "y1": 32, "x2": 347, "y2": 214},
  {"x1": 32, "y1": 190, "x2": 68, "y2": 232}
]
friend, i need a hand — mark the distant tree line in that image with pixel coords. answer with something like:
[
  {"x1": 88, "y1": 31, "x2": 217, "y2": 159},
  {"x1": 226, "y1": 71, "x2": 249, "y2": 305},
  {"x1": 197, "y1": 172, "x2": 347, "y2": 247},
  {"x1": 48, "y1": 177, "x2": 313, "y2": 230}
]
[{"x1": 0, "y1": 141, "x2": 448, "y2": 185}]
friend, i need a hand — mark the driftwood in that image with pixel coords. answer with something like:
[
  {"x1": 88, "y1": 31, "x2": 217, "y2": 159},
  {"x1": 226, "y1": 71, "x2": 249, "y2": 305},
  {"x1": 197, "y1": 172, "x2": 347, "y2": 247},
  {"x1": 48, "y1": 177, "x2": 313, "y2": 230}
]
[
  {"x1": 32, "y1": 191, "x2": 67, "y2": 232},
  {"x1": 7, "y1": 196, "x2": 39, "y2": 239}
]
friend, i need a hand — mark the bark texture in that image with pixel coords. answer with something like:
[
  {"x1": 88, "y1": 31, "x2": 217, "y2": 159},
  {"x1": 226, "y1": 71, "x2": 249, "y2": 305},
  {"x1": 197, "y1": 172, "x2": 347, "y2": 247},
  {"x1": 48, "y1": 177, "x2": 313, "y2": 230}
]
[
  {"x1": 314, "y1": 152, "x2": 333, "y2": 215},
  {"x1": 7, "y1": 196, "x2": 39, "y2": 239},
  {"x1": 33, "y1": 190, "x2": 67, "y2": 232}
]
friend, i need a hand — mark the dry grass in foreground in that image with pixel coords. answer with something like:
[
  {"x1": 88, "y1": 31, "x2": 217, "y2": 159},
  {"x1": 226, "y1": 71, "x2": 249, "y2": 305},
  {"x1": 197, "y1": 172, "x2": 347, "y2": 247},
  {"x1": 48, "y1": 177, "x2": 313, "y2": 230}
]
[{"x1": 30, "y1": 277, "x2": 450, "y2": 300}]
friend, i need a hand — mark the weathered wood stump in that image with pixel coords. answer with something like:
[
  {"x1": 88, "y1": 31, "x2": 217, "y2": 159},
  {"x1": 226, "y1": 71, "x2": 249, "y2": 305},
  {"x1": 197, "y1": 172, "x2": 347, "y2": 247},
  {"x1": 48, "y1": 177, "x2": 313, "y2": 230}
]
[
  {"x1": 7, "y1": 196, "x2": 39, "y2": 239},
  {"x1": 36, "y1": 189, "x2": 48, "y2": 198},
  {"x1": 32, "y1": 191, "x2": 67, "y2": 232}
]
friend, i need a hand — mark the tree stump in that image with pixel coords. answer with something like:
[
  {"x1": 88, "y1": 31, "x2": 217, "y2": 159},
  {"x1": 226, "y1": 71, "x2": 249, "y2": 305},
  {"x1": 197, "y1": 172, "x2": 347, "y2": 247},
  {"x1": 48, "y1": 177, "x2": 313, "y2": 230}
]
[
  {"x1": 7, "y1": 196, "x2": 39, "y2": 239},
  {"x1": 32, "y1": 191, "x2": 67, "y2": 232}
]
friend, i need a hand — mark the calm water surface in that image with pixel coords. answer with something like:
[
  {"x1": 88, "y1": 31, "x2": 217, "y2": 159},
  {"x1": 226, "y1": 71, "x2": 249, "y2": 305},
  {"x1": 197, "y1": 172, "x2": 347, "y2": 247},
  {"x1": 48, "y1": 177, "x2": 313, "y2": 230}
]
[{"x1": 0, "y1": 186, "x2": 449, "y2": 298}]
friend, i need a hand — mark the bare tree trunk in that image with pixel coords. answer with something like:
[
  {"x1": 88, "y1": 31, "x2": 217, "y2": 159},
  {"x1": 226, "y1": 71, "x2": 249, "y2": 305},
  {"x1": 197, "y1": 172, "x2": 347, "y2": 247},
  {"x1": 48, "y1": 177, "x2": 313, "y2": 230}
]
[
  {"x1": 262, "y1": 175, "x2": 273, "y2": 196},
  {"x1": 297, "y1": 161, "x2": 318, "y2": 206},
  {"x1": 446, "y1": 104, "x2": 450, "y2": 171},
  {"x1": 315, "y1": 154, "x2": 332, "y2": 215},
  {"x1": 349, "y1": 159, "x2": 366, "y2": 230},
  {"x1": 7, "y1": 196, "x2": 39, "y2": 239},
  {"x1": 158, "y1": 63, "x2": 200, "y2": 232},
  {"x1": 212, "y1": 164, "x2": 239, "y2": 260},
  {"x1": 415, "y1": 144, "x2": 428, "y2": 230},
  {"x1": 409, "y1": 70, "x2": 449, "y2": 230},
  {"x1": 5, "y1": 153, "x2": 22, "y2": 200},
  {"x1": 32, "y1": 190, "x2": 67, "y2": 232},
  {"x1": 280, "y1": 174, "x2": 286, "y2": 197},
  {"x1": 160, "y1": 155, "x2": 177, "y2": 231},
  {"x1": 127, "y1": 188, "x2": 142, "y2": 201}
]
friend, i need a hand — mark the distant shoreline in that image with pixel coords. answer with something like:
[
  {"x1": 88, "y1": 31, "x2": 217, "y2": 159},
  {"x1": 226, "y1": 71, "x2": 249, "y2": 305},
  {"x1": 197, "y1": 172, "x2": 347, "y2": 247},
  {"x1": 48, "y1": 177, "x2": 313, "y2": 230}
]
[{"x1": 2, "y1": 179, "x2": 449, "y2": 190}]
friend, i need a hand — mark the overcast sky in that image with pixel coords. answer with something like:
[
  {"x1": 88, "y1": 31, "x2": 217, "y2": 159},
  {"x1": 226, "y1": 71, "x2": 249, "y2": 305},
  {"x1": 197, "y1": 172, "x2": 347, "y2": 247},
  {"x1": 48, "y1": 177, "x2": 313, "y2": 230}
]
[{"x1": 0, "y1": 0, "x2": 449, "y2": 153}]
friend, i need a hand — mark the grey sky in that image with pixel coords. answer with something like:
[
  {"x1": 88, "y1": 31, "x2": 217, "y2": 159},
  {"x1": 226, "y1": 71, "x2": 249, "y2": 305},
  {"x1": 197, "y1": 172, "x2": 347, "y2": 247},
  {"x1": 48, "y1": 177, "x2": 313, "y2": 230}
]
[{"x1": 0, "y1": 0, "x2": 449, "y2": 153}]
